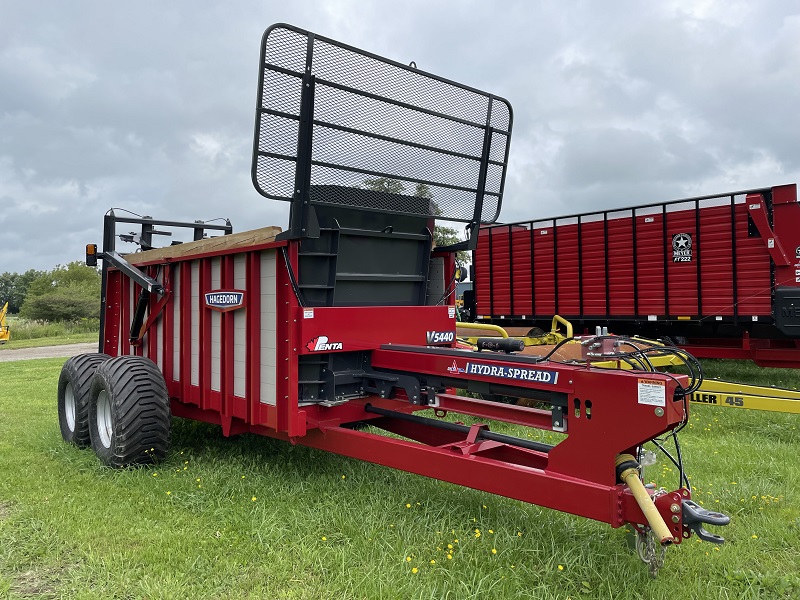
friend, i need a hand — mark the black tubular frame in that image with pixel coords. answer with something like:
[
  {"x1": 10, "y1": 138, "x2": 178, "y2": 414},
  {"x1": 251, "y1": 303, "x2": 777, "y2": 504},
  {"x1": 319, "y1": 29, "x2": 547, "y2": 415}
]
[
  {"x1": 251, "y1": 23, "x2": 513, "y2": 246},
  {"x1": 96, "y1": 211, "x2": 233, "y2": 354}
]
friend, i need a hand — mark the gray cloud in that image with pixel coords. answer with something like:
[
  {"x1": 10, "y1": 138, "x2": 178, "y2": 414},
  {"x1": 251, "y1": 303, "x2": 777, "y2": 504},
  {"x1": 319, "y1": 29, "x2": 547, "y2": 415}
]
[{"x1": 2, "y1": 0, "x2": 799, "y2": 272}]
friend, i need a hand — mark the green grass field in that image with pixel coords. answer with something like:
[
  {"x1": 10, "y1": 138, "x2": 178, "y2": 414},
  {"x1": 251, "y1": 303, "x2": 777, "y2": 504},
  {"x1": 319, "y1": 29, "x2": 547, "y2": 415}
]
[{"x1": 0, "y1": 358, "x2": 798, "y2": 599}]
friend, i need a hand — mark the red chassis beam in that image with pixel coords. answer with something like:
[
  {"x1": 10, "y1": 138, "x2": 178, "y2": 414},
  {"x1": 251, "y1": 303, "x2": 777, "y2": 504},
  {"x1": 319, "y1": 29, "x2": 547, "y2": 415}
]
[
  {"x1": 370, "y1": 345, "x2": 687, "y2": 487},
  {"x1": 172, "y1": 342, "x2": 693, "y2": 541},
  {"x1": 255, "y1": 411, "x2": 688, "y2": 542}
]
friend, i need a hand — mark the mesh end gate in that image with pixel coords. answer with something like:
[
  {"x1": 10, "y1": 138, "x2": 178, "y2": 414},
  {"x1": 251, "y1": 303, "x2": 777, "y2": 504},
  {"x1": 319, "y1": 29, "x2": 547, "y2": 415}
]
[{"x1": 251, "y1": 23, "x2": 513, "y2": 247}]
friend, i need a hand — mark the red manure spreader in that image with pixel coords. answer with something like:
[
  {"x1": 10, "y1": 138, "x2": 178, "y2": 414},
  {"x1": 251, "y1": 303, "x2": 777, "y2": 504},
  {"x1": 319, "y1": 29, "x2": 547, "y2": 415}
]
[{"x1": 58, "y1": 23, "x2": 727, "y2": 575}]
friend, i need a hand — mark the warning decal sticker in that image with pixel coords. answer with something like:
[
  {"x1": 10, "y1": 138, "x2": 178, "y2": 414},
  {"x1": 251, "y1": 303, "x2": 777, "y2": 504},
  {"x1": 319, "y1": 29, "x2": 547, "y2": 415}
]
[{"x1": 637, "y1": 378, "x2": 666, "y2": 407}]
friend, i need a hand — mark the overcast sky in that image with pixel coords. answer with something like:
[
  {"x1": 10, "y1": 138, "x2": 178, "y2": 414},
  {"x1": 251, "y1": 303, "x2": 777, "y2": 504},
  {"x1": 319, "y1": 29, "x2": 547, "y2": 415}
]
[{"x1": 2, "y1": 1, "x2": 799, "y2": 273}]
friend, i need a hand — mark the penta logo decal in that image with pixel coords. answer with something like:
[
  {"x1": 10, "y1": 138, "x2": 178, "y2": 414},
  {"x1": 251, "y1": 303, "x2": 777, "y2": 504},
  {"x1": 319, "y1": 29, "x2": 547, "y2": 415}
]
[
  {"x1": 446, "y1": 360, "x2": 465, "y2": 375},
  {"x1": 204, "y1": 291, "x2": 245, "y2": 312},
  {"x1": 426, "y1": 330, "x2": 455, "y2": 344},
  {"x1": 306, "y1": 336, "x2": 344, "y2": 352}
]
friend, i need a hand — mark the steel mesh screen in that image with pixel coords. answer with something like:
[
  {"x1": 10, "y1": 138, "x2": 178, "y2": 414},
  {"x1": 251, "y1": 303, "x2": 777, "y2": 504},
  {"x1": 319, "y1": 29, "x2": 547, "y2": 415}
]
[{"x1": 252, "y1": 24, "x2": 512, "y2": 224}]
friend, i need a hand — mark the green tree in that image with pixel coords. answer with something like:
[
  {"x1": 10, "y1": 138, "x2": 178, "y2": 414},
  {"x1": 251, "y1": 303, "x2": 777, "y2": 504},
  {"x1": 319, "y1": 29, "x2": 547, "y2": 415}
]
[
  {"x1": 0, "y1": 269, "x2": 44, "y2": 313},
  {"x1": 362, "y1": 177, "x2": 406, "y2": 195},
  {"x1": 20, "y1": 262, "x2": 101, "y2": 321},
  {"x1": 432, "y1": 225, "x2": 469, "y2": 268},
  {"x1": 410, "y1": 181, "x2": 469, "y2": 268},
  {"x1": 362, "y1": 177, "x2": 470, "y2": 268}
]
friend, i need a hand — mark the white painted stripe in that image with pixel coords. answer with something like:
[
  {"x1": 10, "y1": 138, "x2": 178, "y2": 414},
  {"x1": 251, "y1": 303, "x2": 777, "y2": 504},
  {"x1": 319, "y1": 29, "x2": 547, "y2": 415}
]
[
  {"x1": 210, "y1": 258, "x2": 221, "y2": 392},
  {"x1": 260, "y1": 250, "x2": 277, "y2": 405}
]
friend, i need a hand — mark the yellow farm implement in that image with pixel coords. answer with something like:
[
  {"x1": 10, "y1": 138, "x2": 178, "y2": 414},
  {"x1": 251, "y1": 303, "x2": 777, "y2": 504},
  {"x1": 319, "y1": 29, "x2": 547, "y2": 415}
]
[{"x1": 0, "y1": 302, "x2": 10, "y2": 344}]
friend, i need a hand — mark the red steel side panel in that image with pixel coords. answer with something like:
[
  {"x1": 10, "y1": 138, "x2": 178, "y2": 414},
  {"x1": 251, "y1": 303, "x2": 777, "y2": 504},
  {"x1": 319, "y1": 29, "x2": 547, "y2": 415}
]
[
  {"x1": 666, "y1": 207, "x2": 699, "y2": 316},
  {"x1": 698, "y1": 204, "x2": 735, "y2": 316},
  {"x1": 511, "y1": 227, "x2": 532, "y2": 316},
  {"x1": 635, "y1": 212, "x2": 666, "y2": 316},
  {"x1": 772, "y1": 184, "x2": 800, "y2": 288},
  {"x1": 580, "y1": 220, "x2": 607, "y2": 315},
  {"x1": 123, "y1": 279, "x2": 134, "y2": 356},
  {"x1": 734, "y1": 201, "x2": 771, "y2": 316},
  {"x1": 102, "y1": 270, "x2": 121, "y2": 356},
  {"x1": 490, "y1": 228, "x2": 512, "y2": 315},
  {"x1": 556, "y1": 222, "x2": 580, "y2": 314},
  {"x1": 533, "y1": 224, "x2": 555, "y2": 315},
  {"x1": 606, "y1": 216, "x2": 634, "y2": 315},
  {"x1": 474, "y1": 228, "x2": 492, "y2": 317}
]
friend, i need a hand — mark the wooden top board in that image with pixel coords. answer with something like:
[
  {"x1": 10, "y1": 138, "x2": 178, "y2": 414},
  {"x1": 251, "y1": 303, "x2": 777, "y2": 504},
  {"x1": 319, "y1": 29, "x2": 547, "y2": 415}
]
[{"x1": 124, "y1": 225, "x2": 282, "y2": 265}]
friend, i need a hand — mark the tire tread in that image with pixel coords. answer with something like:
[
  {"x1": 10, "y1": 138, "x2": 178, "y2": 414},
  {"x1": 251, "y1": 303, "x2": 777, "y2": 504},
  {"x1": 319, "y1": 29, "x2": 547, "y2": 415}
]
[{"x1": 90, "y1": 355, "x2": 171, "y2": 468}]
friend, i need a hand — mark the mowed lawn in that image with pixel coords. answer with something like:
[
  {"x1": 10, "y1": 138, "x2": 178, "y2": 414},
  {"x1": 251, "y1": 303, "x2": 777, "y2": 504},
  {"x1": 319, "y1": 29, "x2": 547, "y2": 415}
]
[{"x1": 0, "y1": 357, "x2": 798, "y2": 599}]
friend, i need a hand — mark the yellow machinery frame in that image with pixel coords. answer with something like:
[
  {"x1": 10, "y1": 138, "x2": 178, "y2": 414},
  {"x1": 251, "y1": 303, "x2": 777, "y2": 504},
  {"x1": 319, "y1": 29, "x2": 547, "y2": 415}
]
[{"x1": 0, "y1": 302, "x2": 10, "y2": 344}]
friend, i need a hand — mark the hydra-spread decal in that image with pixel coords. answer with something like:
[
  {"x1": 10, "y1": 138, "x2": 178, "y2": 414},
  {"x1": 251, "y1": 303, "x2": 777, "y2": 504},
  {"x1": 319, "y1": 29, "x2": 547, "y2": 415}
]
[
  {"x1": 307, "y1": 336, "x2": 344, "y2": 352},
  {"x1": 672, "y1": 233, "x2": 692, "y2": 262},
  {"x1": 463, "y1": 362, "x2": 559, "y2": 384},
  {"x1": 204, "y1": 291, "x2": 245, "y2": 312}
]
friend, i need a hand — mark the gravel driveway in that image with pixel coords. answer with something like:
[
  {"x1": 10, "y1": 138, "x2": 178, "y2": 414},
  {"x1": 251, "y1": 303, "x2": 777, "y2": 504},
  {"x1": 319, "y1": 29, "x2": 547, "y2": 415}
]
[{"x1": 0, "y1": 342, "x2": 99, "y2": 363}]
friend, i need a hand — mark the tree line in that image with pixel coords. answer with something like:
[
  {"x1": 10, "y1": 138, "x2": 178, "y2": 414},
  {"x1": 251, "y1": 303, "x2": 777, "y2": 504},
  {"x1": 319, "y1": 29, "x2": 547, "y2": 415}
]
[{"x1": 0, "y1": 262, "x2": 101, "y2": 321}]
